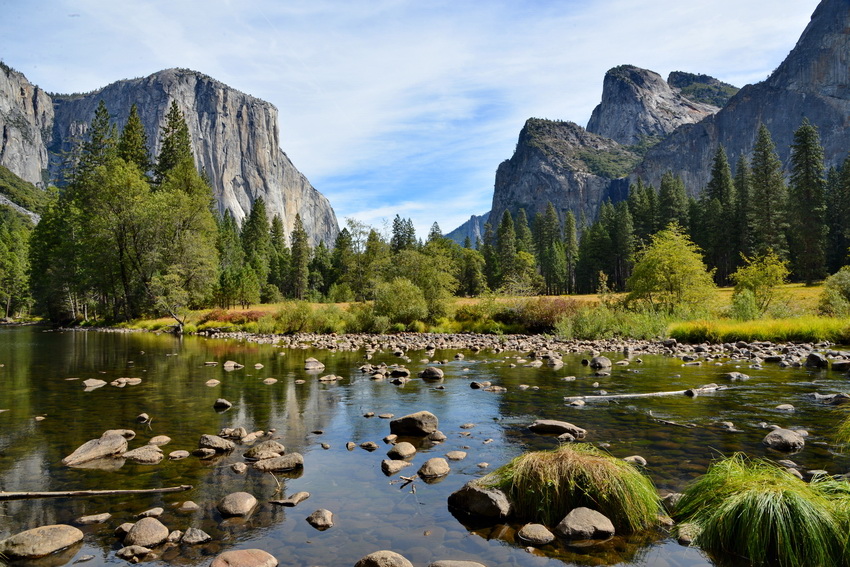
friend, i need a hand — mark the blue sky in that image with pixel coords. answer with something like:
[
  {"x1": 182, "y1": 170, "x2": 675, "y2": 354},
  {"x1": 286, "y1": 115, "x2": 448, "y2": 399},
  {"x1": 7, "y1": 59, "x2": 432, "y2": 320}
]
[{"x1": 0, "y1": 0, "x2": 820, "y2": 238}]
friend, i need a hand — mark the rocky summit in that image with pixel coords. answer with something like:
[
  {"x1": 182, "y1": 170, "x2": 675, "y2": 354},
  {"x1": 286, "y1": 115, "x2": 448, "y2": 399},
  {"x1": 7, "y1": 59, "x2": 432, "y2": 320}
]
[{"x1": 0, "y1": 66, "x2": 338, "y2": 246}]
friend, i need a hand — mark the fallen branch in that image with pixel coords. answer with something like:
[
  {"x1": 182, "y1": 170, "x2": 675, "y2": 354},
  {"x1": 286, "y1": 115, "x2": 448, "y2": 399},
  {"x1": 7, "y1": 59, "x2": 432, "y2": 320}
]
[
  {"x1": 0, "y1": 484, "x2": 192, "y2": 501},
  {"x1": 564, "y1": 384, "x2": 729, "y2": 402}
]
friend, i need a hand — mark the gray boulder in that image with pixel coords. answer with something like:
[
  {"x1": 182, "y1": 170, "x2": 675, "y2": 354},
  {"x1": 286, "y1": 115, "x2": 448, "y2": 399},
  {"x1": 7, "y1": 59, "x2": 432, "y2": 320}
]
[
  {"x1": 62, "y1": 431, "x2": 129, "y2": 466},
  {"x1": 243, "y1": 440, "x2": 286, "y2": 461},
  {"x1": 517, "y1": 523, "x2": 555, "y2": 545},
  {"x1": 387, "y1": 442, "x2": 416, "y2": 460},
  {"x1": 589, "y1": 356, "x2": 612, "y2": 369},
  {"x1": 122, "y1": 444, "x2": 164, "y2": 464},
  {"x1": 181, "y1": 527, "x2": 212, "y2": 544},
  {"x1": 305, "y1": 509, "x2": 334, "y2": 530},
  {"x1": 381, "y1": 459, "x2": 413, "y2": 476},
  {"x1": 555, "y1": 507, "x2": 615, "y2": 540},
  {"x1": 199, "y1": 434, "x2": 235, "y2": 452},
  {"x1": 419, "y1": 367, "x2": 444, "y2": 380},
  {"x1": 253, "y1": 452, "x2": 304, "y2": 472},
  {"x1": 528, "y1": 419, "x2": 586, "y2": 438},
  {"x1": 218, "y1": 492, "x2": 258, "y2": 516},
  {"x1": 418, "y1": 457, "x2": 450, "y2": 479},
  {"x1": 0, "y1": 524, "x2": 84, "y2": 559},
  {"x1": 355, "y1": 550, "x2": 414, "y2": 567},
  {"x1": 390, "y1": 411, "x2": 439, "y2": 436},
  {"x1": 210, "y1": 549, "x2": 279, "y2": 567},
  {"x1": 304, "y1": 357, "x2": 325, "y2": 371},
  {"x1": 448, "y1": 481, "x2": 512, "y2": 520},
  {"x1": 763, "y1": 428, "x2": 805, "y2": 452},
  {"x1": 124, "y1": 517, "x2": 169, "y2": 547}
]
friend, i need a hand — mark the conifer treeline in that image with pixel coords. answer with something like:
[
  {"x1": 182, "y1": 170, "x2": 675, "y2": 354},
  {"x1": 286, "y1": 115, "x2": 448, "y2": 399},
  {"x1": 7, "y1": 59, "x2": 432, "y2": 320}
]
[
  {"x1": 3, "y1": 112, "x2": 848, "y2": 323},
  {"x1": 488, "y1": 119, "x2": 848, "y2": 295}
]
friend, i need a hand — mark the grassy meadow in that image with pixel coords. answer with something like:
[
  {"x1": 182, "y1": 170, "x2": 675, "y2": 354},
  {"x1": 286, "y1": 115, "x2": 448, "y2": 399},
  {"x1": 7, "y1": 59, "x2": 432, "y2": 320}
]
[{"x1": 122, "y1": 282, "x2": 850, "y2": 345}]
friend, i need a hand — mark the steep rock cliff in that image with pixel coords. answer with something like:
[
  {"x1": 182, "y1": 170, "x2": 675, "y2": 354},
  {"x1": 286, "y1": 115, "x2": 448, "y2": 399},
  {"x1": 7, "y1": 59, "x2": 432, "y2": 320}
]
[
  {"x1": 586, "y1": 65, "x2": 719, "y2": 146},
  {"x1": 445, "y1": 211, "x2": 489, "y2": 245},
  {"x1": 0, "y1": 63, "x2": 53, "y2": 187},
  {"x1": 490, "y1": 119, "x2": 631, "y2": 227},
  {"x1": 635, "y1": 0, "x2": 850, "y2": 191},
  {"x1": 48, "y1": 68, "x2": 338, "y2": 245}
]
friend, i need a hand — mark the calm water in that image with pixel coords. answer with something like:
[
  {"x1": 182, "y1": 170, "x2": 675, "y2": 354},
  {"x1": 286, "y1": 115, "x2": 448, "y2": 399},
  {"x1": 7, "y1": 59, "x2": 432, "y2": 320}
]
[{"x1": 0, "y1": 327, "x2": 848, "y2": 567}]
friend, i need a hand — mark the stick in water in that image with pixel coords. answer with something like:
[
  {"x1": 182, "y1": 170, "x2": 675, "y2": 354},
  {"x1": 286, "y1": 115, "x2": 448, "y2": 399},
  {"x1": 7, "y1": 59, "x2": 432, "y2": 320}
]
[{"x1": 0, "y1": 484, "x2": 192, "y2": 501}]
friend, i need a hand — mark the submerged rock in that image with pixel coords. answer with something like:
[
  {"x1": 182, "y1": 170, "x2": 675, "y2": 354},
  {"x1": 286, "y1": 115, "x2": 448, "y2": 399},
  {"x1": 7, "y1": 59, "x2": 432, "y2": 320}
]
[
  {"x1": 528, "y1": 419, "x2": 586, "y2": 438},
  {"x1": 763, "y1": 428, "x2": 805, "y2": 452}
]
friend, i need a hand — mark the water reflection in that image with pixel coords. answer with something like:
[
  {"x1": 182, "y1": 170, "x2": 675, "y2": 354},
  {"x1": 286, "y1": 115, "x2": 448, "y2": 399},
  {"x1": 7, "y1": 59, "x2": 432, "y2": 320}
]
[{"x1": 2, "y1": 327, "x2": 844, "y2": 566}]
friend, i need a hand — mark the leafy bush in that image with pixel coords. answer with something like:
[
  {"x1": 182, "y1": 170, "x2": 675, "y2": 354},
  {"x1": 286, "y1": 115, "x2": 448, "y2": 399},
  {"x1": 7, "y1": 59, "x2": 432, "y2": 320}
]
[
  {"x1": 555, "y1": 304, "x2": 669, "y2": 340},
  {"x1": 347, "y1": 303, "x2": 390, "y2": 334},
  {"x1": 503, "y1": 297, "x2": 583, "y2": 333},
  {"x1": 374, "y1": 277, "x2": 428, "y2": 325},
  {"x1": 819, "y1": 266, "x2": 850, "y2": 316},
  {"x1": 730, "y1": 288, "x2": 760, "y2": 321}
]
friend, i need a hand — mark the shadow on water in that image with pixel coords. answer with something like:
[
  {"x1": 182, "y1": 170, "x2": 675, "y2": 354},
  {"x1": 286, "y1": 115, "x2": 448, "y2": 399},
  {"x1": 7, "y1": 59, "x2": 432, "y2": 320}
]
[{"x1": 1, "y1": 327, "x2": 846, "y2": 566}]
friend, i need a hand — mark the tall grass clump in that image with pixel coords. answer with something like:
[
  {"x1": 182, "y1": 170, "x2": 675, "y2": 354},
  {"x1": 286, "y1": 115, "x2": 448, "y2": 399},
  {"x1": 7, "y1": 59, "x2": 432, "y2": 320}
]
[
  {"x1": 554, "y1": 304, "x2": 669, "y2": 340},
  {"x1": 674, "y1": 453, "x2": 847, "y2": 567},
  {"x1": 485, "y1": 443, "x2": 660, "y2": 531}
]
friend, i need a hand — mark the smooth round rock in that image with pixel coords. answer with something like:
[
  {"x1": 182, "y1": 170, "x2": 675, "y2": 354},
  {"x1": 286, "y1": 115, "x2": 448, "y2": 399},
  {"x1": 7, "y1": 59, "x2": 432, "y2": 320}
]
[
  {"x1": 763, "y1": 428, "x2": 805, "y2": 452},
  {"x1": 446, "y1": 451, "x2": 467, "y2": 461},
  {"x1": 387, "y1": 442, "x2": 416, "y2": 460},
  {"x1": 149, "y1": 435, "x2": 171, "y2": 446},
  {"x1": 517, "y1": 523, "x2": 555, "y2": 545},
  {"x1": 124, "y1": 517, "x2": 169, "y2": 547},
  {"x1": 0, "y1": 524, "x2": 84, "y2": 559},
  {"x1": 418, "y1": 457, "x2": 450, "y2": 478},
  {"x1": 381, "y1": 459, "x2": 413, "y2": 476},
  {"x1": 210, "y1": 549, "x2": 279, "y2": 567},
  {"x1": 168, "y1": 450, "x2": 190, "y2": 460},
  {"x1": 355, "y1": 550, "x2": 414, "y2": 567},
  {"x1": 555, "y1": 507, "x2": 615, "y2": 540},
  {"x1": 305, "y1": 509, "x2": 334, "y2": 530},
  {"x1": 218, "y1": 492, "x2": 258, "y2": 516},
  {"x1": 390, "y1": 411, "x2": 439, "y2": 436}
]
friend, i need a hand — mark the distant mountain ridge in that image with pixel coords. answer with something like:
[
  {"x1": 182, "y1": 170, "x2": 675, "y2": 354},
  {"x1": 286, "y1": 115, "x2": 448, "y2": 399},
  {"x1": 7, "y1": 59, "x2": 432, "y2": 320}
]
[
  {"x1": 448, "y1": 0, "x2": 847, "y2": 241},
  {"x1": 0, "y1": 65, "x2": 339, "y2": 245}
]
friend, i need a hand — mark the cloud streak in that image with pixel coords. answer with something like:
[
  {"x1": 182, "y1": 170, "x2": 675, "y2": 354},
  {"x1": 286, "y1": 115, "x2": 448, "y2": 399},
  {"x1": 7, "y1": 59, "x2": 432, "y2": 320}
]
[{"x1": 0, "y1": 0, "x2": 820, "y2": 237}]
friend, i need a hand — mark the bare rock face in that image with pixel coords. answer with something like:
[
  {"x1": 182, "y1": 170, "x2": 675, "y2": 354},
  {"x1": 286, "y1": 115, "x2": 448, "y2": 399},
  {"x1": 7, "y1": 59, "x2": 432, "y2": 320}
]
[
  {"x1": 0, "y1": 64, "x2": 53, "y2": 195},
  {"x1": 636, "y1": 0, "x2": 850, "y2": 191},
  {"x1": 489, "y1": 119, "x2": 631, "y2": 228},
  {"x1": 587, "y1": 65, "x2": 719, "y2": 146},
  {"x1": 0, "y1": 65, "x2": 338, "y2": 245}
]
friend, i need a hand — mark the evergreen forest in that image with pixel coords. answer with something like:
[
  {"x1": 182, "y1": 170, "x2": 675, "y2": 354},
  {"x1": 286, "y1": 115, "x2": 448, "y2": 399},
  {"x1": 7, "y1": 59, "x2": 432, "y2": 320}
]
[{"x1": 1, "y1": 103, "x2": 849, "y2": 337}]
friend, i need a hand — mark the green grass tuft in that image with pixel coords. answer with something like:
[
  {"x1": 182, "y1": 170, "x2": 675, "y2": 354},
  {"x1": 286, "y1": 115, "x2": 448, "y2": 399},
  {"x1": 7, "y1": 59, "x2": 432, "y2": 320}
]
[
  {"x1": 485, "y1": 443, "x2": 660, "y2": 531},
  {"x1": 674, "y1": 454, "x2": 847, "y2": 567}
]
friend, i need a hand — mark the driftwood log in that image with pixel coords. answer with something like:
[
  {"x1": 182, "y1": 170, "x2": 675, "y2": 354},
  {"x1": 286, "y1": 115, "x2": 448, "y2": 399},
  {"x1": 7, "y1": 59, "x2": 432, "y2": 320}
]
[
  {"x1": 564, "y1": 384, "x2": 728, "y2": 403},
  {"x1": 0, "y1": 484, "x2": 192, "y2": 501}
]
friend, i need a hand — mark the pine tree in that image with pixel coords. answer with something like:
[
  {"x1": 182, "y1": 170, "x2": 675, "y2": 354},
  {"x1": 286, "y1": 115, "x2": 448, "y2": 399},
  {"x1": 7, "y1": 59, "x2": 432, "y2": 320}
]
[
  {"x1": 787, "y1": 118, "x2": 827, "y2": 283},
  {"x1": 750, "y1": 123, "x2": 789, "y2": 258},
  {"x1": 496, "y1": 210, "x2": 517, "y2": 288},
  {"x1": 73, "y1": 100, "x2": 117, "y2": 188},
  {"x1": 609, "y1": 201, "x2": 635, "y2": 290},
  {"x1": 533, "y1": 203, "x2": 563, "y2": 294},
  {"x1": 268, "y1": 215, "x2": 291, "y2": 296},
  {"x1": 564, "y1": 210, "x2": 579, "y2": 294},
  {"x1": 515, "y1": 209, "x2": 534, "y2": 255},
  {"x1": 117, "y1": 104, "x2": 151, "y2": 177},
  {"x1": 481, "y1": 222, "x2": 498, "y2": 289},
  {"x1": 390, "y1": 215, "x2": 416, "y2": 252},
  {"x1": 241, "y1": 197, "x2": 272, "y2": 287},
  {"x1": 154, "y1": 100, "x2": 193, "y2": 184},
  {"x1": 701, "y1": 145, "x2": 737, "y2": 284},
  {"x1": 825, "y1": 159, "x2": 850, "y2": 273},
  {"x1": 627, "y1": 178, "x2": 658, "y2": 245},
  {"x1": 289, "y1": 213, "x2": 310, "y2": 299},
  {"x1": 734, "y1": 154, "x2": 753, "y2": 260},
  {"x1": 309, "y1": 241, "x2": 333, "y2": 297},
  {"x1": 658, "y1": 172, "x2": 689, "y2": 229}
]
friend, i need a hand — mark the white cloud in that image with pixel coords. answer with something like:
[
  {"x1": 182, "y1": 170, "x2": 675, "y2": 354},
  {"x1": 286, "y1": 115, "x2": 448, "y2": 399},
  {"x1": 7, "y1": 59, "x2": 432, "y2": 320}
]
[{"x1": 0, "y1": 0, "x2": 821, "y2": 237}]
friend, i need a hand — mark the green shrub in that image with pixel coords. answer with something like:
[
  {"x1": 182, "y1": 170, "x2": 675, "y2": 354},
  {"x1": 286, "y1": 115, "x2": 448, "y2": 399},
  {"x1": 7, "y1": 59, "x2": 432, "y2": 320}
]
[
  {"x1": 328, "y1": 282, "x2": 355, "y2": 303},
  {"x1": 555, "y1": 304, "x2": 668, "y2": 340},
  {"x1": 730, "y1": 288, "x2": 760, "y2": 321},
  {"x1": 347, "y1": 303, "x2": 390, "y2": 334},
  {"x1": 272, "y1": 301, "x2": 313, "y2": 333},
  {"x1": 820, "y1": 266, "x2": 850, "y2": 316},
  {"x1": 486, "y1": 443, "x2": 660, "y2": 531},
  {"x1": 674, "y1": 453, "x2": 847, "y2": 567},
  {"x1": 374, "y1": 278, "x2": 428, "y2": 325}
]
